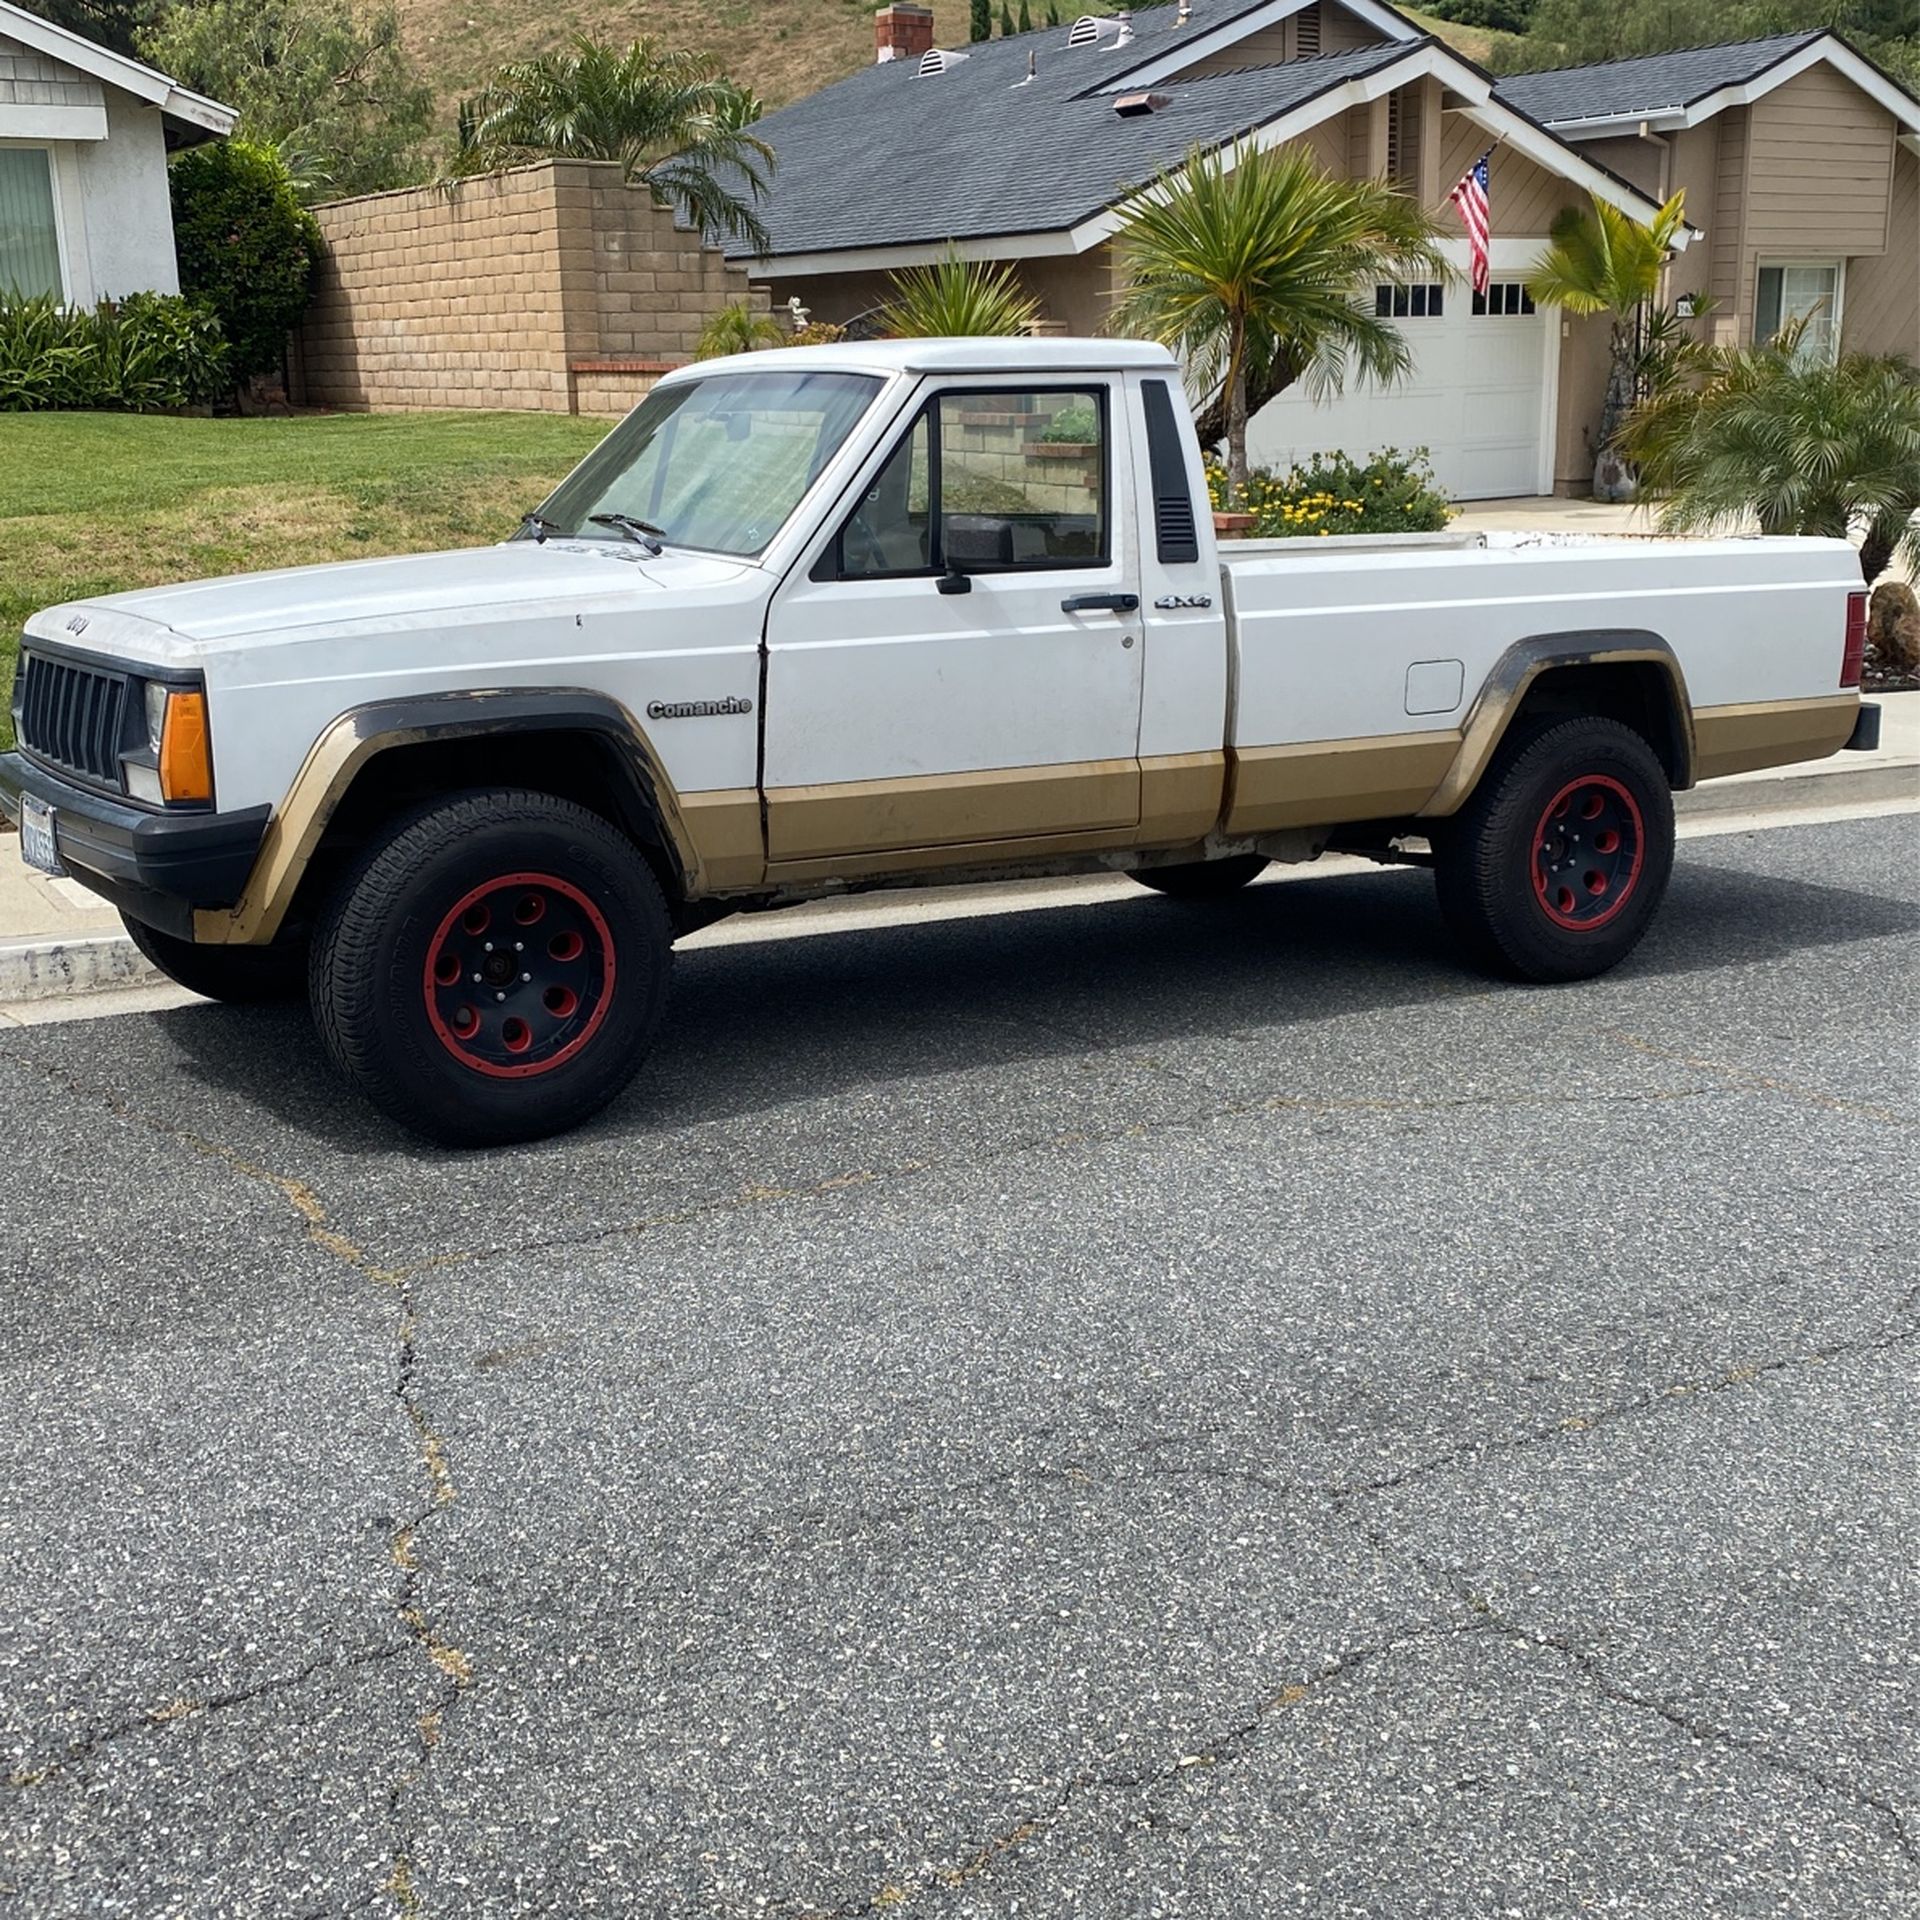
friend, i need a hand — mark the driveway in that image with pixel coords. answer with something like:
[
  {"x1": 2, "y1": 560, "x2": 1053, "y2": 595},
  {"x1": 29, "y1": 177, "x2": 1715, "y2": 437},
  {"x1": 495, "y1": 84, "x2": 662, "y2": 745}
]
[{"x1": 1, "y1": 813, "x2": 1915, "y2": 1918}]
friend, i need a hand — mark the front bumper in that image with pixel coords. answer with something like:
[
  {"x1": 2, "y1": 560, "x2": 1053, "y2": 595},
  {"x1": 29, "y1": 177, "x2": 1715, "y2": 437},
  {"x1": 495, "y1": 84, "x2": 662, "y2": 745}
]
[{"x1": 0, "y1": 751, "x2": 270, "y2": 939}]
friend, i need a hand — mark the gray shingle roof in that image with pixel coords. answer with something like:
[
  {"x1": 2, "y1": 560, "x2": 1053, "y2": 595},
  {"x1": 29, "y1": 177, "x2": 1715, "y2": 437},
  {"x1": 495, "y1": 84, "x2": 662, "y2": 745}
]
[
  {"x1": 1491, "y1": 30, "x2": 1827, "y2": 127},
  {"x1": 726, "y1": 5, "x2": 1412, "y2": 260}
]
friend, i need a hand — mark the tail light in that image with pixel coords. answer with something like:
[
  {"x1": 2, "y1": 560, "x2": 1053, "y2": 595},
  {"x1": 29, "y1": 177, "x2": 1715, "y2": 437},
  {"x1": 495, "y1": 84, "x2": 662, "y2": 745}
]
[{"x1": 1841, "y1": 591, "x2": 1867, "y2": 689}]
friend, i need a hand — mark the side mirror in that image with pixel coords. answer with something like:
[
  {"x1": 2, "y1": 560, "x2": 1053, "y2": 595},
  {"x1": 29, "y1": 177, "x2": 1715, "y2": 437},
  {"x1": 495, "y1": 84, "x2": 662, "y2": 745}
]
[{"x1": 936, "y1": 567, "x2": 972, "y2": 596}]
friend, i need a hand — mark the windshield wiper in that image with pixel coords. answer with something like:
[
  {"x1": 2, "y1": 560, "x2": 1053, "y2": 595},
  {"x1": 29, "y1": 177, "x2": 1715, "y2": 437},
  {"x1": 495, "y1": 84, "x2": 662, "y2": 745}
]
[
  {"x1": 589, "y1": 512, "x2": 667, "y2": 555},
  {"x1": 520, "y1": 511, "x2": 563, "y2": 543}
]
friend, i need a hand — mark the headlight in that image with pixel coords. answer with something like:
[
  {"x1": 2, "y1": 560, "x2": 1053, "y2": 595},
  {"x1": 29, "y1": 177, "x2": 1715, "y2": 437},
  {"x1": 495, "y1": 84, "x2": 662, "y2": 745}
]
[{"x1": 123, "y1": 682, "x2": 213, "y2": 806}]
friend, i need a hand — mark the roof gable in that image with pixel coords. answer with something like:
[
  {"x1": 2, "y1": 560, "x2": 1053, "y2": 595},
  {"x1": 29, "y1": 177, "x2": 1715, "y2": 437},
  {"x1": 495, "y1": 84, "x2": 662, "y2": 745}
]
[
  {"x1": 1494, "y1": 30, "x2": 1920, "y2": 137},
  {"x1": 0, "y1": 0, "x2": 233, "y2": 138}
]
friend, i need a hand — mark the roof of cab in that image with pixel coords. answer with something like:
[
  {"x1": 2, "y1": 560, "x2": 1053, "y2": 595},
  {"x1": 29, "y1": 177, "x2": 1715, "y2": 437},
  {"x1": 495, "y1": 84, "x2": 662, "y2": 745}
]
[{"x1": 660, "y1": 338, "x2": 1182, "y2": 382}]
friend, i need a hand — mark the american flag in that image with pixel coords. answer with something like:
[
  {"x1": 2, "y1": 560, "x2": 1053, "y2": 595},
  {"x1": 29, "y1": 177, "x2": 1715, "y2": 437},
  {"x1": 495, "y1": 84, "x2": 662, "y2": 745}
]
[{"x1": 1449, "y1": 150, "x2": 1492, "y2": 297}]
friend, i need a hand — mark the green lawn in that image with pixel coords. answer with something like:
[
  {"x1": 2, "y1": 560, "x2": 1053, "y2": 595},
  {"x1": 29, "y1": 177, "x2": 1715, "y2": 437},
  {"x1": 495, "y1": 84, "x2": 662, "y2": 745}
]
[{"x1": 1, "y1": 410, "x2": 613, "y2": 749}]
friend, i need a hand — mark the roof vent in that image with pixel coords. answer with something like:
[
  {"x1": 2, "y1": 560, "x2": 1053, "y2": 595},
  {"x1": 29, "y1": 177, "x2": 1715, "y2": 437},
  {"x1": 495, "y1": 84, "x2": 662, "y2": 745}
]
[
  {"x1": 1113, "y1": 89, "x2": 1170, "y2": 115},
  {"x1": 917, "y1": 45, "x2": 971, "y2": 74},
  {"x1": 1067, "y1": 12, "x2": 1132, "y2": 48}
]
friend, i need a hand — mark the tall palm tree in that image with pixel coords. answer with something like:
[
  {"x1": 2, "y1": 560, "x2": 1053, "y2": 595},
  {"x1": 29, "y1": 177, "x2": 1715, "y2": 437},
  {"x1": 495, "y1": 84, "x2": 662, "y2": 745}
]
[
  {"x1": 1110, "y1": 144, "x2": 1448, "y2": 502},
  {"x1": 453, "y1": 38, "x2": 775, "y2": 253},
  {"x1": 1623, "y1": 323, "x2": 1920, "y2": 587},
  {"x1": 1525, "y1": 189, "x2": 1690, "y2": 481},
  {"x1": 879, "y1": 253, "x2": 1042, "y2": 338}
]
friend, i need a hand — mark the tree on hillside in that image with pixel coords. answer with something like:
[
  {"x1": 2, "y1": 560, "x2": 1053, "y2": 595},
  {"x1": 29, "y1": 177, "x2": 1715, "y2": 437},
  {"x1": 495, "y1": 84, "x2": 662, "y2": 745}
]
[
  {"x1": 1496, "y1": 0, "x2": 1919, "y2": 92},
  {"x1": 139, "y1": 0, "x2": 433, "y2": 199},
  {"x1": 453, "y1": 37, "x2": 775, "y2": 252},
  {"x1": 1111, "y1": 144, "x2": 1447, "y2": 503},
  {"x1": 16, "y1": 0, "x2": 149, "y2": 57},
  {"x1": 971, "y1": 0, "x2": 991, "y2": 40},
  {"x1": 1624, "y1": 327, "x2": 1920, "y2": 585},
  {"x1": 1524, "y1": 189, "x2": 1693, "y2": 497}
]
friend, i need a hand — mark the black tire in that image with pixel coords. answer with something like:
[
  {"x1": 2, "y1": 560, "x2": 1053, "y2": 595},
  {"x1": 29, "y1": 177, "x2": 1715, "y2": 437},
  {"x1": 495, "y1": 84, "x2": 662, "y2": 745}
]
[
  {"x1": 1433, "y1": 715, "x2": 1674, "y2": 982},
  {"x1": 123, "y1": 913, "x2": 307, "y2": 1004},
  {"x1": 308, "y1": 789, "x2": 671, "y2": 1146},
  {"x1": 1130, "y1": 854, "x2": 1271, "y2": 899}
]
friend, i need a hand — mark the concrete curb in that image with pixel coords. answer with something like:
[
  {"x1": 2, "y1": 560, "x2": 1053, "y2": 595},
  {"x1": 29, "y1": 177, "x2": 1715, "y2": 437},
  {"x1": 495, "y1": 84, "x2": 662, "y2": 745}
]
[
  {"x1": 1675, "y1": 760, "x2": 1919, "y2": 816},
  {"x1": 0, "y1": 932, "x2": 158, "y2": 1004},
  {"x1": 0, "y1": 754, "x2": 1914, "y2": 1009}
]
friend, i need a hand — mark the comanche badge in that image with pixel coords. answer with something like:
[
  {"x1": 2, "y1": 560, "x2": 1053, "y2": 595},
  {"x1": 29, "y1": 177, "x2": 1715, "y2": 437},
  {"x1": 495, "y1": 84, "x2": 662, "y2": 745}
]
[{"x1": 647, "y1": 696, "x2": 754, "y2": 720}]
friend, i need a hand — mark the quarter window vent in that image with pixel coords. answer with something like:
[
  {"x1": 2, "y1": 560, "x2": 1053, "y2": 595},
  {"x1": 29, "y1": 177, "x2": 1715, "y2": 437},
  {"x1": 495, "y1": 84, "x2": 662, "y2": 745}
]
[{"x1": 1113, "y1": 89, "x2": 1170, "y2": 116}]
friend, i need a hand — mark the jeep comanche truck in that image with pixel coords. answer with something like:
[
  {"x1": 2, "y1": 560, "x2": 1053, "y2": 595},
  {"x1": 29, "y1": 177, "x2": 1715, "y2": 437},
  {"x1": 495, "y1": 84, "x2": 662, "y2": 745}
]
[{"x1": 1, "y1": 340, "x2": 1881, "y2": 1144}]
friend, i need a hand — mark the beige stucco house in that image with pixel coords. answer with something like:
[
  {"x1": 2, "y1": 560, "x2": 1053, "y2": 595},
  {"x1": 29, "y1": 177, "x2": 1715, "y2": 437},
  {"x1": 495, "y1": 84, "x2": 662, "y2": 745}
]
[
  {"x1": 732, "y1": 0, "x2": 1920, "y2": 498},
  {"x1": 0, "y1": 0, "x2": 233, "y2": 307}
]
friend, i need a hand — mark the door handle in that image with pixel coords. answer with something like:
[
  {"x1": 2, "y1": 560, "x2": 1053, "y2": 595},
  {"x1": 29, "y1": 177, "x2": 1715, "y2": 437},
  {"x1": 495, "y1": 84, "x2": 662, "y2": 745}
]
[{"x1": 1061, "y1": 591, "x2": 1139, "y2": 615}]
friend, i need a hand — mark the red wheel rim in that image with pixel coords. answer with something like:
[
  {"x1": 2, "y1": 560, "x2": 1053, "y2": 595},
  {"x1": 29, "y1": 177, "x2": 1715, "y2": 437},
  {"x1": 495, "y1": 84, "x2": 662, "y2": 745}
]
[
  {"x1": 1532, "y1": 774, "x2": 1644, "y2": 932},
  {"x1": 422, "y1": 871, "x2": 616, "y2": 1078}
]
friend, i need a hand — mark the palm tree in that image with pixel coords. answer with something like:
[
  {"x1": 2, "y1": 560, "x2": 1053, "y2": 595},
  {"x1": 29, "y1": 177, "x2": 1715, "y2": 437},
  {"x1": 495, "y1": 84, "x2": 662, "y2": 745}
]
[
  {"x1": 1111, "y1": 144, "x2": 1448, "y2": 503},
  {"x1": 1525, "y1": 190, "x2": 1690, "y2": 490},
  {"x1": 878, "y1": 253, "x2": 1042, "y2": 338},
  {"x1": 1622, "y1": 325, "x2": 1920, "y2": 587},
  {"x1": 453, "y1": 38, "x2": 775, "y2": 252},
  {"x1": 694, "y1": 300, "x2": 788, "y2": 360}
]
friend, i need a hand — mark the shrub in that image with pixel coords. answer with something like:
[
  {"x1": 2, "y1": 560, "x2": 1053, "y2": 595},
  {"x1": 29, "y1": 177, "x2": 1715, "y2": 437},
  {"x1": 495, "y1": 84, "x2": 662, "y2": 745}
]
[
  {"x1": 1205, "y1": 448, "x2": 1452, "y2": 537},
  {"x1": 168, "y1": 140, "x2": 321, "y2": 387},
  {"x1": 788, "y1": 321, "x2": 848, "y2": 346},
  {"x1": 1036, "y1": 400, "x2": 1099, "y2": 444},
  {"x1": 0, "y1": 291, "x2": 228, "y2": 412}
]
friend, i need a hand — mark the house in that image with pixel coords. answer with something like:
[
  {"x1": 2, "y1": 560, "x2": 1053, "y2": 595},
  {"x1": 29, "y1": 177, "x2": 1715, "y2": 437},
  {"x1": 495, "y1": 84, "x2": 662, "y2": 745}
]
[
  {"x1": 0, "y1": 0, "x2": 234, "y2": 308},
  {"x1": 729, "y1": 1, "x2": 1920, "y2": 499}
]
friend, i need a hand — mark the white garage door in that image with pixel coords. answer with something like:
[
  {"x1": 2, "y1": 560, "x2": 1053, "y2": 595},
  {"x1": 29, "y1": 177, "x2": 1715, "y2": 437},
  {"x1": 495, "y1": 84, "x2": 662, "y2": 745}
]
[{"x1": 1245, "y1": 277, "x2": 1552, "y2": 501}]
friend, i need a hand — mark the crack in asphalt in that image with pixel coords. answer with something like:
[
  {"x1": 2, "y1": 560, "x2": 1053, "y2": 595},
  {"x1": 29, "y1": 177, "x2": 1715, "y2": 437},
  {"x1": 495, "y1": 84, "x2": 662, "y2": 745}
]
[
  {"x1": 3, "y1": 1642, "x2": 408, "y2": 1791},
  {"x1": 0, "y1": 1051, "x2": 472, "y2": 1916},
  {"x1": 1405, "y1": 1559, "x2": 1920, "y2": 1870},
  {"x1": 786, "y1": 1618, "x2": 1493, "y2": 1918}
]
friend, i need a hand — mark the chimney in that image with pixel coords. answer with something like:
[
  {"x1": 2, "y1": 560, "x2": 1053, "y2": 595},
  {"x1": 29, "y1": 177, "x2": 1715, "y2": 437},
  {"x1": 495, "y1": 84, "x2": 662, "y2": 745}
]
[{"x1": 875, "y1": 3, "x2": 935, "y2": 62}]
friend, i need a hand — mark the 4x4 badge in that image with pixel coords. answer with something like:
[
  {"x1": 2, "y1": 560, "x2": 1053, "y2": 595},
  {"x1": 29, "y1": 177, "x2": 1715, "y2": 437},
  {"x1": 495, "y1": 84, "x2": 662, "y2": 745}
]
[{"x1": 1154, "y1": 594, "x2": 1212, "y2": 610}]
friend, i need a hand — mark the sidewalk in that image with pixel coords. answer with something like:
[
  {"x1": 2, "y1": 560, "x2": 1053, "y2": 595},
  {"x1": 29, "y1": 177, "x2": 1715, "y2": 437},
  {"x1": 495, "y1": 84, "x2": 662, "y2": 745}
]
[{"x1": 4, "y1": 691, "x2": 1913, "y2": 1005}]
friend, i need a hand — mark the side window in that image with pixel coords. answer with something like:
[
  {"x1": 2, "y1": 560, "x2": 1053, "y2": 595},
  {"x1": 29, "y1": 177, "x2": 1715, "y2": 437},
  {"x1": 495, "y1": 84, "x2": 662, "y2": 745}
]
[
  {"x1": 832, "y1": 387, "x2": 1107, "y2": 578},
  {"x1": 838, "y1": 410, "x2": 932, "y2": 577}
]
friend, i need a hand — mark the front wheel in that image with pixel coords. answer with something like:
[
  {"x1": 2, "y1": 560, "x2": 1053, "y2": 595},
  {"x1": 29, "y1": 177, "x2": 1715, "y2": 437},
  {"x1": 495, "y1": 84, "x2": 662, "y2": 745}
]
[
  {"x1": 1433, "y1": 716, "x2": 1674, "y2": 982},
  {"x1": 309, "y1": 790, "x2": 672, "y2": 1146}
]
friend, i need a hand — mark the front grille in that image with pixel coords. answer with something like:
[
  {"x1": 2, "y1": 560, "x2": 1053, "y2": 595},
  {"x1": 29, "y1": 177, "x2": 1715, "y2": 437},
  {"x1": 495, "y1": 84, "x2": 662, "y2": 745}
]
[{"x1": 16, "y1": 649, "x2": 134, "y2": 788}]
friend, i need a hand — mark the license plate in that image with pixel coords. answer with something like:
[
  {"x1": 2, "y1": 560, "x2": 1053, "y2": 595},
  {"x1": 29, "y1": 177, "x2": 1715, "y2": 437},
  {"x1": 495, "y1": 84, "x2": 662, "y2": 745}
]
[{"x1": 18, "y1": 795, "x2": 65, "y2": 878}]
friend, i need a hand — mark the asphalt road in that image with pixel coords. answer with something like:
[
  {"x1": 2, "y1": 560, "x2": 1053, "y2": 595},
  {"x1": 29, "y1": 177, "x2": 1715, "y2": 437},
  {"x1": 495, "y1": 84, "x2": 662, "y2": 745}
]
[{"x1": 0, "y1": 812, "x2": 1916, "y2": 1919}]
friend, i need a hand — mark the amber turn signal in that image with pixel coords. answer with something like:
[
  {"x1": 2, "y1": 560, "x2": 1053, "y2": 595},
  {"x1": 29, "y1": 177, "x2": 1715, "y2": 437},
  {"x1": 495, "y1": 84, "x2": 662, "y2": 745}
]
[{"x1": 158, "y1": 690, "x2": 213, "y2": 803}]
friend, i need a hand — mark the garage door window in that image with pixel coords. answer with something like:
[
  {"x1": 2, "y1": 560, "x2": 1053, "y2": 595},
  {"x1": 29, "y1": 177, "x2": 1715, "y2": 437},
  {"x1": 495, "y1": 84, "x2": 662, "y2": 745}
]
[
  {"x1": 1472, "y1": 282, "x2": 1536, "y2": 316},
  {"x1": 1376, "y1": 282, "x2": 1444, "y2": 318},
  {"x1": 0, "y1": 148, "x2": 61, "y2": 299}
]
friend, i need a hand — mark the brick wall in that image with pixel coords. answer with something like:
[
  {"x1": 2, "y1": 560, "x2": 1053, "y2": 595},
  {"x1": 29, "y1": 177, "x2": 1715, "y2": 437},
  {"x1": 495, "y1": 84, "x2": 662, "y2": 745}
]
[{"x1": 298, "y1": 159, "x2": 768, "y2": 414}]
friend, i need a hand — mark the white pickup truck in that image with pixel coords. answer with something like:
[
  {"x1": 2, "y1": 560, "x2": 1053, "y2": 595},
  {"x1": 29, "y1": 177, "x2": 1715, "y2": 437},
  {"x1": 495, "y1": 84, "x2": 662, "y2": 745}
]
[{"x1": 3, "y1": 340, "x2": 1880, "y2": 1143}]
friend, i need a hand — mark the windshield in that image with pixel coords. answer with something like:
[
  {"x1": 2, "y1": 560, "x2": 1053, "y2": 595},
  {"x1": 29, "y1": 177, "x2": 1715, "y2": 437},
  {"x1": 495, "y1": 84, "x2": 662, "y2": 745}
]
[{"x1": 534, "y1": 369, "x2": 882, "y2": 559}]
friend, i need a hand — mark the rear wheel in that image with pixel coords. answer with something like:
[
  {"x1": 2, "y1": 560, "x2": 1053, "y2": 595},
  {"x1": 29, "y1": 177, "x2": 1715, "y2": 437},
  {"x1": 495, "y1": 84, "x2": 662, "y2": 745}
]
[
  {"x1": 1433, "y1": 716, "x2": 1674, "y2": 981},
  {"x1": 309, "y1": 789, "x2": 671, "y2": 1146},
  {"x1": 123, "y1": 914, "x2": 306, "y2": 1004},
  {"x1": 1130, "y1": 854, "x2": 1271, "y2": 899}
]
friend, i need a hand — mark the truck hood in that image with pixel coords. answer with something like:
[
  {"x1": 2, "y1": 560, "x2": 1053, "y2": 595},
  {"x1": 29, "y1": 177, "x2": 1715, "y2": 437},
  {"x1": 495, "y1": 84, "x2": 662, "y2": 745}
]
[{"x1": 26, "y1": 541, "x2": 756, "y2": 663}]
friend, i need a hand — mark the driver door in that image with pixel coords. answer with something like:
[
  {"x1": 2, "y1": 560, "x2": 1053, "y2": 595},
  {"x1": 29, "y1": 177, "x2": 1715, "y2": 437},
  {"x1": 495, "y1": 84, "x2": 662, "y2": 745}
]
[{"x1": 762, "y1": 378, "x2": 1145, "y2": 871}]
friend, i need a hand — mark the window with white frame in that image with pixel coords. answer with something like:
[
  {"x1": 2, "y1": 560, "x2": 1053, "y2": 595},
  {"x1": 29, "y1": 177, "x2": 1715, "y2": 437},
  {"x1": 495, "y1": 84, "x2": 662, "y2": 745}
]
[
  {"x1": 1755, "y1": 262, "x2": 1842, "y2": 364},
  {"x1": 0, "y1": 148, "x2": 62, "y2": 299}
]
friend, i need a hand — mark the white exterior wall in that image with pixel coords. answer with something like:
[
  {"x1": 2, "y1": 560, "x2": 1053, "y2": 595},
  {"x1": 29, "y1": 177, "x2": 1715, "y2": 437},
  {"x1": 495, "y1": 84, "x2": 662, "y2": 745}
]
[{"x1": 1, "y1": 81, "x2": 181, "y2": 303}]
